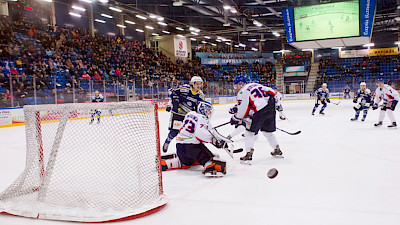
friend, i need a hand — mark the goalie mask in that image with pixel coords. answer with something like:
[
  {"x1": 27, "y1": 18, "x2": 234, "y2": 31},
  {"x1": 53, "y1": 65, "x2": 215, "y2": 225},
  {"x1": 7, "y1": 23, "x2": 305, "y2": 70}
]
[{"x1": 197, "y1": 101, "x2": 213, "y2": 118}]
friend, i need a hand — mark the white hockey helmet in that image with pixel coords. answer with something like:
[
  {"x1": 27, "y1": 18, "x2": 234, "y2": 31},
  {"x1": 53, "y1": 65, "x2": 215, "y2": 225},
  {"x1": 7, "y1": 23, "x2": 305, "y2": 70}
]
[
  {"x1": 190, "y1": 76, "x2": 203, "y2": 85},
  {"x1": 360, "y1": 82, "x2": 366, "y2": 87},
  {"x1": 322, "y1": 83, "x2": 327, "y2": 87}
]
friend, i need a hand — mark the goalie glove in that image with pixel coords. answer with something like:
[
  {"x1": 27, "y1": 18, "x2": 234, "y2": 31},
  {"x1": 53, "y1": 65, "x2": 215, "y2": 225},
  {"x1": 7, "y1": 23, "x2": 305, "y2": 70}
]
[{"x1": 212, "y1": 137, "x2": 225, "y2": 149}]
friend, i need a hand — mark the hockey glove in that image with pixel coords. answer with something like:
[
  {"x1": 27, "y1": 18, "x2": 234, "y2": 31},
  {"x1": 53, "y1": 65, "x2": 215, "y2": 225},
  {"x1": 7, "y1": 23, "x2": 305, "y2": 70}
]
[
  {"x1": 372, "y1": 103, "x2": 378, "y2": 110},
  {"x1": 212, "y1": 137, "x2": 225, "y2": 149},
  {"x1": 166, "y1": 105, "x2": 172, "y2": 112},
  {"x1": 391, "y1": 100, "x2": 398, "y2": 111},
  {"x1": 353, "y1": 99, "x2": 357, "y2": 103},
  {"x1": 229, "y1": 105, "x2": 238, "y2": 114},
  {"x1": 230, "y1": 115, "x2": 242, "y2": 126},
  {"x1": 326, "y1": 99, "x2": 331, "y2": 103}
]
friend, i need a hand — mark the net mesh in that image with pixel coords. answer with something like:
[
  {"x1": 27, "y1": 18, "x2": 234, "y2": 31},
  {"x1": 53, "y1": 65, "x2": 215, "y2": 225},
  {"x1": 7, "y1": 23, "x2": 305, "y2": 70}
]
[{"x1": 0, "y1": 101, "x2": 166, "y2": 222}]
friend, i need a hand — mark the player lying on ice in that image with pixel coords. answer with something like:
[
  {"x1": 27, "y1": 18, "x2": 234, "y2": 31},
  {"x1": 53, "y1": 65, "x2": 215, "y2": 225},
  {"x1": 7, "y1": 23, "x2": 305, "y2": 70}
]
[{"x1": 161, "y1": 101, "x2": 227, "y2": 177}]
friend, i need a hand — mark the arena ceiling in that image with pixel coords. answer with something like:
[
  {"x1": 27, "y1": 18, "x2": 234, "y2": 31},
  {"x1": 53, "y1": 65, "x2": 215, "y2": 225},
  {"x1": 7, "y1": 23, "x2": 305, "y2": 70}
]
[{"x1": 111, "y1": 0, "x2": 399, "y2": 50}]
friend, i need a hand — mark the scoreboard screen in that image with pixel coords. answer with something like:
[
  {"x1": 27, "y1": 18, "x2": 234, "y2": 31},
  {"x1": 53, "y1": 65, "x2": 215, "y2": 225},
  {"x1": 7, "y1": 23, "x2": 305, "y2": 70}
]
[{"x1": 294, "y1": 0, "x2": 360, "y2": 42}]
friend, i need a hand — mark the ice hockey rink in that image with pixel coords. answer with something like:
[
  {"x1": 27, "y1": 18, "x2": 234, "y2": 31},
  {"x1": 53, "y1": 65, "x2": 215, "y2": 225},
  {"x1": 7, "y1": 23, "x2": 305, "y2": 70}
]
[{"x1": 1, "y1": 99, "x2": 400, "y2": 225}]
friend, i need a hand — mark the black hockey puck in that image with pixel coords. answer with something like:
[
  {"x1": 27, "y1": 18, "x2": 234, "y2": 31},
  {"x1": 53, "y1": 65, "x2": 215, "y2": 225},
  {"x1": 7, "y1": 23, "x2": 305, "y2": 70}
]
[{"x1": 267, "y1": 168, "x2": 278, "y2": 179}]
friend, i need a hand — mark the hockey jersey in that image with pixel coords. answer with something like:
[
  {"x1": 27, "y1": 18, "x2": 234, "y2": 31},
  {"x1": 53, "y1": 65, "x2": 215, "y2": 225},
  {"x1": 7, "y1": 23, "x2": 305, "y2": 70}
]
[
  {"x1": 315, "y1": 88, "x2": 329, "y2": 101},
  {"x1": 374, "y1": 84, "x2": 400, "y2": 104},
  {"x1": 275, "y1": 91, "x2": 283, "y2": 109},
  {"x1": 176, "y1": 111, "x2": 213, "y2": 144},
  {"x1": 354, "y1": 89, "x2": 372, "y2": 104},
  {"x1": 92, "y1": 94, "x2": 104, "y2": 103},
  {"x1": 170, "y1": 84, "x2": 205, "y2": 116},
  {"x1": 236, "y1": 83, "x2": 275, "y2": 119}
]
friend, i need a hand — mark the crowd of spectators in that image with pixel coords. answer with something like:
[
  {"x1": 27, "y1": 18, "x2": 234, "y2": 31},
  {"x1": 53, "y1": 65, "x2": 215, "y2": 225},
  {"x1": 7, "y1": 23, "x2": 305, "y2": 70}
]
[{"x1": 0, "y1": 13, "x2": 276, "y2": 107}]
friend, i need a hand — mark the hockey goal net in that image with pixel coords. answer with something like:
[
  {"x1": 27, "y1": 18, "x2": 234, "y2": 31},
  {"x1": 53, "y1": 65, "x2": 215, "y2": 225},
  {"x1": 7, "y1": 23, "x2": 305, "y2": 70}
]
[{"x1": 0, "y1": 101, "x2": 166, "y2": 222}]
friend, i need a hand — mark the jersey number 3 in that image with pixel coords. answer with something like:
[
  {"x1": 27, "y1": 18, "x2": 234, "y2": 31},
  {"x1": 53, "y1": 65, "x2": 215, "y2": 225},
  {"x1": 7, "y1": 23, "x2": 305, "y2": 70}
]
[
  {"x1": 182, "y1": 119, "x2": 195, "y2": 133},
  {"x1": 251, "y1": 87, "x2": 270, "y2": 98}
]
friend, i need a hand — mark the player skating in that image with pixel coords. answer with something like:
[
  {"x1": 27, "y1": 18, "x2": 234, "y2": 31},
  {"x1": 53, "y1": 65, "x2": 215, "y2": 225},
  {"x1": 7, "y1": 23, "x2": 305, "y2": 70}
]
[
  {"x1": 90, "y1": 90, "x2": 104, "y2": 124},
  {"x1": 372, "y1": 78, "x2": 399, "y2": 128},
  {"x1": 312, "y1": 83, "x2": 330, "y2": 115},
  {"x1": 231, "y1": 75, "x2": 283, "y2": 164},
  {"x1": 351, "y1": 82, "x2": 372, "y2": 122},
  {"x1": 162, "y1": 76, "x2": 205, "y2": 153},
  {"x1": 344, "y1": 85, "x2": 351, "y2": 99},
  {"x1": 272, "y1": 86, "x2": 286, "y2": 120},
  {"x1": 175, "y1": 101, "x2": 226, "y2": 177}
]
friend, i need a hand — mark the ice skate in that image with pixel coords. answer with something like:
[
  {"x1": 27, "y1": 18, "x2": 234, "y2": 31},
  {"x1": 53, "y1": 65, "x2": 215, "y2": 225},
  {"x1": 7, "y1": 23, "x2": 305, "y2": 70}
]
[
  {"x1": 203, "y1": 159, "x2": 226, "y2": 177},
  {"x1": 388, "y1": 122, "x2": 397, "y2": 128},
  {"x1": 361, "y1": 118, "x2": 365, "y2": 122},
  {"x1": 350, "y1": 117, "x2": 358, "y2": 121},
  {"x1": 162, "y1": 142, "x2": 169, "y2": 153},
  {"x1": 319, "y1": 111, "x2": 325, "y2": 115},
  {"x1": 240, "y1": 149, "x2": 254, "y2": 165},
  {"x1": 374, "y1": 121, "x2": 383, "y2": 127},
  {"x1": 279, "y1": 115, "x2": 286, "y2": 120},
  {"x1": 271, "y1": 145, "x2": 284, "y2": 158}
]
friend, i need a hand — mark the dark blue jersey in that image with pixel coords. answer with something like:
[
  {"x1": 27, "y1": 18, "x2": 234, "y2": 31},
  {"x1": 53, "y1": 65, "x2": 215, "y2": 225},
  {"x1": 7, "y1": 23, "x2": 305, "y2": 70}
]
[
  {"x1": 354, "y1": 89, "x2": 372, "y2": 104},
  {"x1": 92, "y1": 94, "x2": 104, "y2": 103},
  {"x1": 170, "y1": 84, "x2": 205, "y2": 116},
  {"x1": 315, "y1": 88, "x2": 330, "y2": 101}
]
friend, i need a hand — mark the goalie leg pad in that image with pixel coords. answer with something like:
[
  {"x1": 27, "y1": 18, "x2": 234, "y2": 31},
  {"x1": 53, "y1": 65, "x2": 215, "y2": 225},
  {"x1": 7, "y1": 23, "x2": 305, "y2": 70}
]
[
  {"x1": 203, "y1": 159, "x2": 226, "y2": 176},
  {"x1": 160, "y1": 154, "x2": 182, "y2": 171}
]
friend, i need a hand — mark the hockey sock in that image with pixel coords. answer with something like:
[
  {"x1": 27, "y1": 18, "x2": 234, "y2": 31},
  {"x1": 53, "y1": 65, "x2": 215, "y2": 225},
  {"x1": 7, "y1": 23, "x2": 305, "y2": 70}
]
[
  {"x1": 387, "y1": 110, "x2": 396, "y2": 123},
  {"x1": 228, "y1": 125, "x2": 246, "y2": 139},
  {"x1": 320, "y1": 104, "x2": 327, "y2": 113},
  {"x1": 355, "y1": 111, "x2": 360, "y2": 118},
  {"x1": 165, "y1": 129, "x2": 179, "y2": 144},
  {"x1": 244, "y1": 130, "x2": 258, "y2": 153},
  {"x1": 312, "y1": 106, "x2": 318, "y2": 114},
  {"x1": 378, "y1": 110, "x2": 386, "y2": 122},
  {"x1": 261, "y1": 132, "x2": 279, "y2": 149}
]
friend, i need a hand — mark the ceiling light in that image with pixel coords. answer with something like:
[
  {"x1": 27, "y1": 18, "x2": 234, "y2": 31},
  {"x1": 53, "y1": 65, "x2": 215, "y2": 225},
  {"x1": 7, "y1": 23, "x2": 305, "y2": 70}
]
[
  {"x1": 239, "y1": 43, "x2": 246, "y2": 47},
  {"x1": 95, "y1": 19, "x2": 106, "y2": 23},
  {"x1": 216, "y1": 39, "x2": 222, "y2": 42},
  {"x1": 248, "y1": 39, "x2": 257, "y2": 41},
  {"x1": 191, "y1": 32, "x2": 198, "y2": 35},
  {"x1": 135, "y1": 29, "x2": 144, "y2": 32},
  {"x1": 158, "y1": 21, "x2": 167, "y2": 26},
  {"x1": 173, "y1": 0, "x2": 183, "y2": 6},
  {"x1": 107, "y1": 32, "x2": 116, "y2": 36},
  {"x1": 223, "y1": 23, "x2": 231, "y2": 27},
  {"x1": 331, "y1": 47, "x2": 343, "y2": 49},
  {"x1": 145, "y1": 25, "x2": 154, "y2": 30},
  {"x1": 136, "y1": 15, "x2": 147, "y2": 20},
  {"x1": 162, "y1": 30, "x2": 170, "y2": 34},
  {"x1": 69, "y1": 12, "x2": 81, "y2": 17},
  {"x1": 190, "y1": 38, "x2": 197, "y2": 41},
  {"x1": 177, "y1": 34, "x2": 184, "y2": 37},
  {"x1": 116, "y1": 24, "x2": 126, "y2": 28},
  {"x1": 224, "y1": 39, "x2": 231, "y2": 42},
  {"x1": 260, "y1": 39, "x2": 266, "y2": 42},
  {"x1": 72, "y1": 6, "x2": 86, "y2": 11},
  {"x1": 149, "y1": 14, "x2": 157, "y2": 19},
  {"x1": 226, "y1": 42, "x2": 231, "y2": 45},
  {"x1": 204, "y1": 36, "x2": 211, "y2": 39},
  {"x1": 234, "y1": 45, "x2": 239, "y2": 47},
  {"x1": 363, "y1": 43, "x2": 374, "y2": 47},
  {"x1": 101, "y1": 13, "x2": 113, "y2": 19},
  {"x1": 80, "y1": 0, "x2": 92, "y2": 3},
  {"x1": 211, "y1": 43, "x2": 217, "y2": 46},
  {"x1": 125, "y1": 20, "x2": 135, "y2": 25},
  {"x1": 99, "y1": 0, "x2": 108, "y2": 2},
  {"x1": 201, "y1": 41, "x2": 207, "y2": 44},
  {"x1": 157, "y1": 17, "x2": 164, "y2": 21},
  {"x1": 272, "y1": 32, "x2": 280, "y2": 37},
  {"x1": 152, "y1": 33, "x2": 159, "y2": 36},
  {"x1": 251, "y1": 47, "x2": 258, "y2": 51},
  {"x1": 241, "y1": 31, "x2": 249, "y2": 35},
  {"x1": 395, "y1": 42, "x2": 400, "y2": 45},
  {"x1": 230, "y1": 8, "x2": 237, "y2": 13},
  {"x1": 41, "y1": 0, "x2": 53, "y2": 2},
  {"x1": 223, "y1": 5, "x2": 231, "y2": 10},
  {"x1": 176, "y1": 27, "x2": 184, "y2": 31},
  {"x1": 109, "y1": 7, "x2": 122, "y2": 12},
  {"x1": 302, "y1": 49, "x2": 313, "y2": 51}
]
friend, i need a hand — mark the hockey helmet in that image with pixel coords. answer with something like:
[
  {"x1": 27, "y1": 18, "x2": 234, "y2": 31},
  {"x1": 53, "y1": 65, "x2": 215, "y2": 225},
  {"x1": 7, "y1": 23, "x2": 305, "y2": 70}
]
[
  {"x1": 377, "y1": 77, "x2": 384, "y2": 83},
  {"x1": 197, "y1": 101, "x2": 213, "y2": 118},
  {"x1": 322, "y1": 83, "x2": 327, "y2": 87},
  {"x1": 190, "y1": 76, "x2": 203, "y2": 85},
  {"x1": 233, "y1": 75, "x2": 249, "y2": 85},
  {"x1": 271, "y1": 86, "x2": 278, "y2": 90},
  {"x1": 360, "y1": 82, "x2": 366, "y2": 87},
  {"x1": 95, "y1": 90, "x2": 100, "y2": 95}
]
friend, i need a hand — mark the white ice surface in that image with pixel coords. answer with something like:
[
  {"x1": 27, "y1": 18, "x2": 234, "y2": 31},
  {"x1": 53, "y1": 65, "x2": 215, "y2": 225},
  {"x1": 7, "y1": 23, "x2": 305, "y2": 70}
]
[{"x1": 1, "y1": 99, "x2": 400, "y2": 225}]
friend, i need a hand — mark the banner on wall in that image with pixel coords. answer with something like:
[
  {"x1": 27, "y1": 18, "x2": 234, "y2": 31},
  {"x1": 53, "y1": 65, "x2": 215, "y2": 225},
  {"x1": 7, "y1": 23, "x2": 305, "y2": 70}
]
[
  {"x1": 368, "y1": 47, "x2": 399, "y2": 57},
  {"x1": 281, "y1": 7, "x2": 295, "y2": 43},
  {"x1": 340, "y1": 49, "x2": 369, "y2": 58},
  {"x1": 201, "y1": 58, "x2": 273, "y2": 65},
  {"x1": 360, "y1": 0, "x2": 377, "y2": 37},
  {"x1": 174, "y1": 36, "x2": 188, "y2": 57},
  {"x1": 0, "y1": 109, "x2": 12, "y2": 125}
]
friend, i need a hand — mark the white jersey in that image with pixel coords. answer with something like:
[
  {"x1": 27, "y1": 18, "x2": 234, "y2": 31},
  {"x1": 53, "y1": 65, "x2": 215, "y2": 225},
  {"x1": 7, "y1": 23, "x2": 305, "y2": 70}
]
[
  {"x1": 275, "y1": 91, "x2": 282, "y2": 108},
  {"x1": 374, "y1": 84, "x2": 399, "y2": 104},
  {"x1": 236, "y1": 83, "x2": 275, "y2": 119},
  {"x1": 176, "y1": 111, "x2": 213, "y2": 144}
]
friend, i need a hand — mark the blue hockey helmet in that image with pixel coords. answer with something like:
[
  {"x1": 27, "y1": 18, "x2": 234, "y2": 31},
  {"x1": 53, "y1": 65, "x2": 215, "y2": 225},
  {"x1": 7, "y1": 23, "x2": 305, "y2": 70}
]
[
  {"x1": 233, "y1": 75, "x2": 249, "y2": 85},
  {"x1": 271, "y1": 86, "x2": 277, "y2": 90},
  {"x1": 197, "y1": 101, "x2": 213, "y2": 118},
  {"x1": 377, "y1": 77, "x2": 384, "y2": 83}
]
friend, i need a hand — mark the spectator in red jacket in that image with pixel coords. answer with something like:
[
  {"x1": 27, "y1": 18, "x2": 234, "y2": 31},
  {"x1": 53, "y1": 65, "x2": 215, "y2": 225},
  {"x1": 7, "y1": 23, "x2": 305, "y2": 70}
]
[
  {"x1": 93, "y1": 71, "x2": 101, "y2": 80},
  {"x1": 81, "y1": 71, "x2": 91, "y2": 79}
]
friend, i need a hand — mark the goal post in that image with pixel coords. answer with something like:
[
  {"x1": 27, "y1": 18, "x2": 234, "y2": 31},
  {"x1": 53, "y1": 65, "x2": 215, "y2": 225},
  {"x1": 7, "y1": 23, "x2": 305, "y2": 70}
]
[{"x1": 0, "y1": 101, "x2": 167, "y2": 222}]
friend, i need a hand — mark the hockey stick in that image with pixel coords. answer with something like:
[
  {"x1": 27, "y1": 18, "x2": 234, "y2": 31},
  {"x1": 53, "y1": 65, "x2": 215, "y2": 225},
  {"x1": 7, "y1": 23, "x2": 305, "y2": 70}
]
[
  {"x1": 330, "y1": 101, "x2": 340, "y2": 105},
  {"x1": 213, "y1": 121, "x2": 230, "y2": 129},
  {"x1": 276, "y1": 128, "x2": 301, "y2": 135}
]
